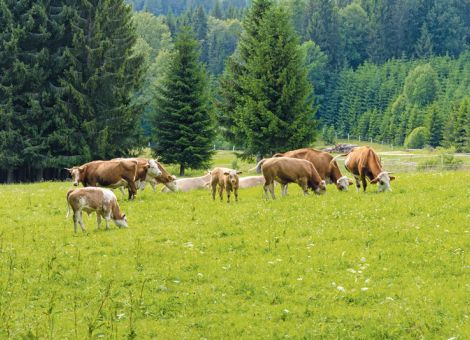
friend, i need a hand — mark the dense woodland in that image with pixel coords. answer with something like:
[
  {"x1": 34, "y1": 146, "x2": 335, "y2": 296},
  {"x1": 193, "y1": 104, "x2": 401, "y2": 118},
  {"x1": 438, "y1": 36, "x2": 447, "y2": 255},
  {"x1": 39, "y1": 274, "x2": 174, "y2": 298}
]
[{"x1": 1, "y1": 0, "x2": 470, "y2": 181}]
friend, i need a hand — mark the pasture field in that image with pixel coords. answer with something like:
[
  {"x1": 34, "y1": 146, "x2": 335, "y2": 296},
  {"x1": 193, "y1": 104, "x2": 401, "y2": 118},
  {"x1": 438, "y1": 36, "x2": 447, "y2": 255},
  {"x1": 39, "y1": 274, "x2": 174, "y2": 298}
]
[{"x1": 0, "y1": 168, "x2": 469, "y2": 338}]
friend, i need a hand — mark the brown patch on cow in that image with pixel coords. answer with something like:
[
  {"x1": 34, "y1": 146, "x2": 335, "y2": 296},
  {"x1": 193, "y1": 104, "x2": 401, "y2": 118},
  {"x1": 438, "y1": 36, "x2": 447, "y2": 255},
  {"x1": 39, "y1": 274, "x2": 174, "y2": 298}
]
[{"x1": 260, "y1": 157, "x2": 326, "y2": 199}]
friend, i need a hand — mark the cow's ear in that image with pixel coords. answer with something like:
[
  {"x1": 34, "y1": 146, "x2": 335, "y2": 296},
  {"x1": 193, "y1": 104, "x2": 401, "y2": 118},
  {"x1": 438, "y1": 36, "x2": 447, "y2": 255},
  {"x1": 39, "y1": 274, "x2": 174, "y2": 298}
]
[
  {"x1": 122, "y1": 213, "x2": 126, "y2": 218},
  {"x1": 370, "y1": 177, "x2": 379, "y2": 184},
  {"x1": 348, "y1": 179, "x2": 354, "y2": 185},
  {"x1": 171, "y1": 175, "x2": 177, "y2": 180},
  {"x1": 237, "y1": 171, "x2": 242, "y2": 174},
  {"x1": 389, "y1": 176, "x2": 396, "y2": 181},
  {"x1": 64, "y1": 168, "x2": 71, "y2": 172},
  {"x1": 79, "y1": 166, "x2": 85, "y2": 173},
  {"x1": 223, "y1": 172, "x2": 229, "y2": 175},
  {"x1": 144, "y1": 164, "x2": 150, "y2": 169}
]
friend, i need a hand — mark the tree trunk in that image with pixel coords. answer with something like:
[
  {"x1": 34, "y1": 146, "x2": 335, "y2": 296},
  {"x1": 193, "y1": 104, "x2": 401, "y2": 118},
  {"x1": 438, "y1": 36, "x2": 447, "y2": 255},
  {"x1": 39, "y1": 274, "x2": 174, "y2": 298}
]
[
  {"x1": 179, "y1": 164, "x2": 185, "y2": 177},
  {"x1": 6, "y1": 168, "x2": 14, "y2": 184},
  {"x1": 36, "y1": 168, "x2": 44, "y2": 182}
]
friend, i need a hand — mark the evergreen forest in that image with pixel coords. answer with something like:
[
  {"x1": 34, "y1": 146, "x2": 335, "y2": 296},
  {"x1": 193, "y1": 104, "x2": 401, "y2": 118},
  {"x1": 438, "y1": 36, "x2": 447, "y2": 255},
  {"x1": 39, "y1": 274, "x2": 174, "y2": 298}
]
[{"x1": 1, "y1": 0, "x2": 470, "y2": 181}]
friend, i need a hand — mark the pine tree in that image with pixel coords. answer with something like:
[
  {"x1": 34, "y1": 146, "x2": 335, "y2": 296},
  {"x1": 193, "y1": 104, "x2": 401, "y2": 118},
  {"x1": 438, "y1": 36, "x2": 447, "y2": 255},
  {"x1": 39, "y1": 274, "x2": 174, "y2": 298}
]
[
  {"x1": 425, "y1": 103, "x2": 443, "y2": 147},
  {"x1": 152, "y1": 27, "x2": 215, "y2": 176},
  {"x1": 219, "y1": 0, "x2": 316, "y2": 158},
  {"x1": 0, "y1": 0, "x2": 22, "y2": 182}
]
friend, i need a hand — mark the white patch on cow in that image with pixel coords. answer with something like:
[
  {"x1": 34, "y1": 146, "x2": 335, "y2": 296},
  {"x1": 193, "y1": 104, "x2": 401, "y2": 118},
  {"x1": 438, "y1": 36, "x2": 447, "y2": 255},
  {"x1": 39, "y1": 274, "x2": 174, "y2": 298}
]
[
  {"x1": 100, "y1": 179, "x2": 128, "y2": 189},
  {"x1": 114, "y1": 218, "x2": 128, "y2": 228},
  {"x1": 376, "y1": 171, "x2": 392, "y2": 192},
  {"x1": 147, "y1": 160, "x2": 162, "y2": 178},
  {"x1": 337, "y1": 176, "x2": 350, "y2": 191},
  {"x1": 102, "y1": 188, "x2": 115, "y2": 203}
]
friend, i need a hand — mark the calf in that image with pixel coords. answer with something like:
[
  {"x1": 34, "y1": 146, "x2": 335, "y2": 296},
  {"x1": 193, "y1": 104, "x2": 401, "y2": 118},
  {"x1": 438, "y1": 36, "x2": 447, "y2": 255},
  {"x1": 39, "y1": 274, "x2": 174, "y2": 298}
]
[
  {"x1": 66, "y1": 187, "x2": 128, "y2": 233},
  {"x1": 255, "y1": 157, "x2": 326, "y2": 199},
  {"x1": 342, "y1": 146, "x2": 395, "y2": 192},
  {"x1": 210, "y1": 167, "x2": 242, "y2": 202}
]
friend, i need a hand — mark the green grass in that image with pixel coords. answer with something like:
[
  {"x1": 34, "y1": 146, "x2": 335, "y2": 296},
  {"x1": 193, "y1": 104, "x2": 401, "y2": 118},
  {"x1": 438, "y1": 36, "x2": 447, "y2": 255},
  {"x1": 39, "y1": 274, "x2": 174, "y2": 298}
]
[{"x1": 0, "y1": 170, "x2": 469, "y2": 338}]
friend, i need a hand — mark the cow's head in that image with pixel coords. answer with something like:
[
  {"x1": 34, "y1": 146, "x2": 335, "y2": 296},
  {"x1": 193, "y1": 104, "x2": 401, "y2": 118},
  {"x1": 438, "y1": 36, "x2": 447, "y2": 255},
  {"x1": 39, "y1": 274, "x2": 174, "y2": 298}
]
[
  {"x1": 336, "y1": 176, "x2": 354, "y2": 191},
  {"x1": 165, "y1": 177, "x2": 178, "y2": 192},
  {"x1": 114, "y1": 213, "x2": 128, "y2": 228},
  {"x1": 370, "y1": 172, "x2": 395, "y2": 192},
  {"x1": 65, "y1": 166, "x2": 85, "y2": 186},
  {"x1": 147, "y1": 159, "x2": 162, "y2": 178},
  {"x1": 224, "y1": 170, "x2": 242, "y2": 186},
  {"x1": 314, "y1": 180, "x2": 327, "y2": 195}
]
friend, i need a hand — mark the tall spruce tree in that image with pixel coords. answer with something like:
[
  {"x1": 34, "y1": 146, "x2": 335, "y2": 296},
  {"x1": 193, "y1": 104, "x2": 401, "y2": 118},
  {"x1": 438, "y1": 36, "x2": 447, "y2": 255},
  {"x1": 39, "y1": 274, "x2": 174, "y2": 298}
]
[
  {"x1": 218, "y1": 0, "x2": 316, "y2": 158},
  {"x1": 152, "y1": 27, "x2": 215, "y2": 176}
]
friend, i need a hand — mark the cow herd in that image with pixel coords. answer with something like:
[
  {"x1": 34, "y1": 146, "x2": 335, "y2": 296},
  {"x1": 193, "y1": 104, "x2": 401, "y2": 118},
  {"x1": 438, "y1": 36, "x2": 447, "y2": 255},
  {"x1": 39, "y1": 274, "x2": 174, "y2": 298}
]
[{"x1": 65, "y1": 146, "x2": 394, "y2": 232}]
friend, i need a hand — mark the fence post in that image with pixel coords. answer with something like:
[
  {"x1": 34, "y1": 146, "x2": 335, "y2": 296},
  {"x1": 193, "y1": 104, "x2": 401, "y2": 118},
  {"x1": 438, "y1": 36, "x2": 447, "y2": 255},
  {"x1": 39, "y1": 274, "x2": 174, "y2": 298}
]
[
  {"x1": 233, "y1": 145, "x2": 235, "y2": 152},
  {"x1": 370, "y1": 138, "x2": 373, "y2": 143},
  {"x1": 347, "y1": 133, "x2": 350, "y2": 141},
  {"x1": 359, "y1": 136, "x2": 361, "y2": 142},
  {"x1": 213, "y1": 144, "x2": 216, "y2": 150}
]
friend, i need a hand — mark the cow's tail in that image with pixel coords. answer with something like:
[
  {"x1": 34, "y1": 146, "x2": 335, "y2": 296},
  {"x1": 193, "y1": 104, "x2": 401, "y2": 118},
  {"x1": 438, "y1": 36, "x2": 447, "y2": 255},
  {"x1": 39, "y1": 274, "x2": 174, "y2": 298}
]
[
  {"x1": 66, "y1": 189, "x2": 75, "y2": 218},
  {"x1": 249, "y1": 159, "x2": 266, "y2": 173},
  {"x1": 329, "y1": 153, "x2": 349, "y2": 166}
]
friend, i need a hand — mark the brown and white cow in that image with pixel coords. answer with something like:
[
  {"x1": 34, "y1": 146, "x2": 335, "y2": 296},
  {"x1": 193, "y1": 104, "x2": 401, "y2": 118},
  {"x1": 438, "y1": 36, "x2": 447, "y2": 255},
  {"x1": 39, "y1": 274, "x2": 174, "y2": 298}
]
[
  {"x1": 238, "y1": 176, "x2": 265, "y2": 189},
  {"x1": 66, "y1": 159, "x2": 139, "y2": 200},
  {"x1": 161, "y1": 173, "x2": 211, "y2": 193},
  {"x1": 273, "y1": 148, "x2": 352, "y2": 191},
  {"x1": 210, "y1": 167, "x2": 242, "y2": 202},
  {"x1": 112, "y1": 158, "x2": 162, "y2": 196},
  {"x1": 66, "y1": 187, "x2": 128, "y2": 233},
  {"x1": 341, "y1": 146, "x2": 395, "y2": 192},
  {"x1": 255, "y1": 157, "x2": 326, "y2": 199}
]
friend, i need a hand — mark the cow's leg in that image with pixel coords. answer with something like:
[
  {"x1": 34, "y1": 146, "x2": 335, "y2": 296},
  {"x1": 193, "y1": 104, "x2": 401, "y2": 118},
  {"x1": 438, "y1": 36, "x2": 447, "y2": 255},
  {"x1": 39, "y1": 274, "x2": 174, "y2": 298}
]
[
  {"x1": 361, "y1": 176, "x2": 367, "y2": 192},
  {"x1": 73, "y1": 213, "x2": 79, "y2": 233},
  {"x1": 211, "y1": 183, "x2": 217, "y2": 200},
  {"x1": 281, "y1": 183, "x2": 288, "y2": 197},
  {"x1": 234, "y1": 188, "x2": 238, "y2": 202},
  {"x1": 298, "y1": 179, "x2": 309, "y2": 195},
  {"x1": 150, "y1": 179, "x2": 157, "y2": 192},
  {"x1": 105, "y1": 216, "x2": 110, "y2": 230},
  {"x1": 263, "y1": 183, "x2": 270, "y2": 199},
  {"x1": 354, "y1": 176, "x2": 361, "y2": 192},
  {"x1": 128, "y1": 181, "x2": 137, "y2": 200},
  {"x1": 269, "y1": 183, "x2": 276, "y2": 199},
  {"x1": 77, "y1": 210, "x2": 86, "y2": 232},
  {"x1": 226, "y1": 189, "x2": 230, "y2": 203},
  {"x1": 96, "y1": 214, "x2": 101, "y2": 229},
  {"x1": 119, "y1": 186, "x2": 126, "y2": 198},
  {"x1": 219, "y1": 186, "x2": 224, "y2": 201}
]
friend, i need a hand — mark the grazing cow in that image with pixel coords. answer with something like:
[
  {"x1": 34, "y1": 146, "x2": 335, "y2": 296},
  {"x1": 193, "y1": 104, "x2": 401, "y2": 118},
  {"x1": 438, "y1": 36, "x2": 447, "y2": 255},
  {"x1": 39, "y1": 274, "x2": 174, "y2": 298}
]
[
  {"x1": 238, "y1": 176, "x2": 265, "y2": 189},
  {"x1": 255, "y1": 157, "x2": 326, "y2": 199},
  {"x1": 161, "y1": 173, "x2": 211, "y2": 193},
  {"x1": 210, "y1": 167, "x2": 242, "y2": 202},
  {"x1": 148, "y1": 162, "x2": 178, "y2": 192},
  {"x1": 341, "y1": 146, "x2": 395, "y2": 192},
  {"x1": 273, "y1": 148, "x2": 352, "y2": 191},
  {"x1": 66, "y1": 160, "x2": 139, "y2": 200},
  {"x1": 112, "y1": 158, "x2": 162, "y2": 196},
  {"x1": 66, "y1": 187, "x2": 128, "y2": 233}
]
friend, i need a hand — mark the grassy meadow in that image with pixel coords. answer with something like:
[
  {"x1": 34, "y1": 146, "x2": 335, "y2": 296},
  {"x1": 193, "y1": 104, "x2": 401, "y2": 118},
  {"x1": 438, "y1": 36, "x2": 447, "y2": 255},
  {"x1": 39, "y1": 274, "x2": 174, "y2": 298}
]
[{"x1": 0, "y1": 151, "x2": 469, "y2": 338}]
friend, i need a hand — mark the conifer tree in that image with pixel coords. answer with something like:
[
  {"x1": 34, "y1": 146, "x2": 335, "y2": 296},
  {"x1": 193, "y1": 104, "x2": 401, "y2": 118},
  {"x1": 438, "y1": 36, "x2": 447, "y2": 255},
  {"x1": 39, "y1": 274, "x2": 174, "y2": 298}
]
[
  {"x1": 218, "y1": 0, "x2": 316, "y2": 158},
  {"x1": 152, "y1": 27, "x2": 215, "y2": 176}
]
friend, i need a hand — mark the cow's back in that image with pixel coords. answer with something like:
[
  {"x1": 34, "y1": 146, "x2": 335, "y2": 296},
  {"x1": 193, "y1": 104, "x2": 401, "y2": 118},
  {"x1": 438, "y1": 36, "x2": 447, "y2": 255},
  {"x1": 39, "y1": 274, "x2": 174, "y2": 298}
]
[{"x1": 277, "y1": 148, "x2": 332, "y2": 179}]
